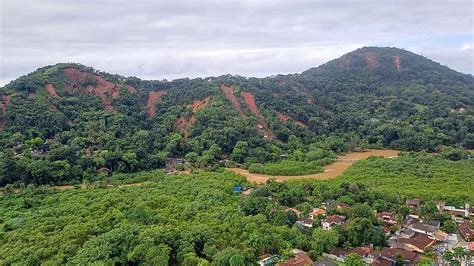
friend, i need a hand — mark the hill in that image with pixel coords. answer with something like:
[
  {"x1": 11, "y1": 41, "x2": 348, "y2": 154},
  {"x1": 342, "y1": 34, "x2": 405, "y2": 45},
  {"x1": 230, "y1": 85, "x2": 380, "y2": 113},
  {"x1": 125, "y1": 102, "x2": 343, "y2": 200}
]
[{"x1": 0, "y1": 47, "x2": 473, "y2": 185}]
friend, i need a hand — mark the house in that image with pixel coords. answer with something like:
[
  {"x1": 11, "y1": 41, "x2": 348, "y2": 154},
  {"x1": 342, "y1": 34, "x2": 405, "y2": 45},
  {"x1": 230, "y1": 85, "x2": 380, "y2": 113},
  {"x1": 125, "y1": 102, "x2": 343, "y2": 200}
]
[
  {"x1": 277, "y1": 250, "x2": 313, "y2": 266},
  {"x1": 397, "y1": 234, "x2": 436, "y2": 253},
  {"x1": 97, "y1": 167, "x2": 111, "y2": 175},
  {"x1": 406, "y1": 199, "x2": 421, "y2": 209},
  {"x1": 377, "y1": 212, "x2": 398, "y2": 225},
  {"x1": 424, "y1": 220, "x2": 440, "y2": 228},
  {"x1": 296, "y1": 218, "x2": 314, "y2": 229},
  {"x1": 457, "y1": 220, "x2": 474, "y2": 241},
  {"x1": 321, "y1": 215, "x2": 346, "y2": 230},
  {"x1": 309, "y1": 208, "x2": 326, "y2": 219},
  {"x1": 405, "y1": 214, "x2": 420, "y2": 225},
  {"x1": 325, "y1": 246, "x2": 374, "y2": 264},
  {"x1": 379, "y1": 247, "x2": 421, "y2": 265},
  {"x1": 410, "y1": 223, "x2": 438, "y2": 237}
]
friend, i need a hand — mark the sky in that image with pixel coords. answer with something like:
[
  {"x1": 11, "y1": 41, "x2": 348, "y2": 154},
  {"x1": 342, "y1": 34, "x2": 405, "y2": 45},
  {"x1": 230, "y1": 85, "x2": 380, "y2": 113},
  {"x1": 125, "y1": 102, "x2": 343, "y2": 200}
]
[{"x1": 0, "y1": 0, "x2": 473, "y2": 86}]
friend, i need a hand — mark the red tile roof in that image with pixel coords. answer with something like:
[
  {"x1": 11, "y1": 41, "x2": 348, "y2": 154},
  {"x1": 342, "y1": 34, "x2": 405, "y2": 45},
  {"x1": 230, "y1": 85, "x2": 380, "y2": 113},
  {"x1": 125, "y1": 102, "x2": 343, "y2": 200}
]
[
  {"x1": 381, "y1": 247, "x2": 420, "y2": 262},
  {"x1": 277, "y1": 253, "x2": 313, "y2": 266},
  {"x1": 310, "y1": 208, "x2": 326, "y2": 216},
  {"x1": 398, "y1": 234, "x2": 435, "y2": 251},
  {"x1": 324, "y1": 215, "x2": 346, "y2": 225}
]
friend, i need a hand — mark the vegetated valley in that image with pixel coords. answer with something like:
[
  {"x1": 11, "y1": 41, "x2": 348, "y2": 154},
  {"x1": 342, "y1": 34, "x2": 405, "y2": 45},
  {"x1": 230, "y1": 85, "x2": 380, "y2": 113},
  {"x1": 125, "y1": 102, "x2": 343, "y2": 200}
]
[{"x1": 0, "y1": 47, "x2": 473, "y2": 265}]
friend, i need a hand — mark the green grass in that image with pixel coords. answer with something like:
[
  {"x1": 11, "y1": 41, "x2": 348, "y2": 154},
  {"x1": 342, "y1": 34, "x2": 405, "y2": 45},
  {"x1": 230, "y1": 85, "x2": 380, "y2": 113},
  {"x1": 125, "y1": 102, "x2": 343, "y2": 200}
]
[
  {"x1": 333, "y1": 155, "x2": 474, "y2": 205},
  {"x1": 248, "y1": 160, "x2": 324, "y2": 176}
]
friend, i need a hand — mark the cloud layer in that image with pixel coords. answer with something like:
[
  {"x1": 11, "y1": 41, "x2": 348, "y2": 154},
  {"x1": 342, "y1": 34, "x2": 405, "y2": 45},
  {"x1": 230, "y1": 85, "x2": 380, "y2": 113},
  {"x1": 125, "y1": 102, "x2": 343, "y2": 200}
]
[{"x1": 1, "y1": 0, "x2": 472, "y2": 85}]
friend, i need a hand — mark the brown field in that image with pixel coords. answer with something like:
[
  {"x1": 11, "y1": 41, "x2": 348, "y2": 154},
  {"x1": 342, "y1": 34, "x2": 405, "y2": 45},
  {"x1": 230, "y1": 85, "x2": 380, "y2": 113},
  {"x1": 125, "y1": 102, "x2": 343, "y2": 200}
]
[{"x1": 226, "y1": 149, "x2": 399, "y2": 184}]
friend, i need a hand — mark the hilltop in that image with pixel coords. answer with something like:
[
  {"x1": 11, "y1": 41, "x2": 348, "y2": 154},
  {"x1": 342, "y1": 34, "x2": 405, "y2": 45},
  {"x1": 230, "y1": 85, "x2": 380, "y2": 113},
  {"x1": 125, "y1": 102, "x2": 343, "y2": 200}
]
[{"x1": 0, "y1": 47, "x2": 473, "y2": 185}]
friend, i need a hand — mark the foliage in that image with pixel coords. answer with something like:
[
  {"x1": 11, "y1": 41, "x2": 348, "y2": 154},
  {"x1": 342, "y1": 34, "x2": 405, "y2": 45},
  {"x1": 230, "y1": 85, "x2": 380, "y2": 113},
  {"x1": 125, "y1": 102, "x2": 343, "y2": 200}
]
[{"x1": 248, "y1": 160, "x2": 324, "y2": 176}]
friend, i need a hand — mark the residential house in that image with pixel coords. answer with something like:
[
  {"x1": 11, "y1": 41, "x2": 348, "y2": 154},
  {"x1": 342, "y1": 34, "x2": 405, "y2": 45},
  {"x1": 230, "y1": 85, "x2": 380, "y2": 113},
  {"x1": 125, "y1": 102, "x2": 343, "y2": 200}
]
[
  {"x1": 410, "y1": 223, "x2": 438, "y2": 237},
  {"x1": 457, "y1": 220, "x2": 474, "y2": 241},
  {"x1": 377, "y1": 212, "x2": 398, "y2": 226},
  {"x1": 321, "y1": 215, "x2": 346, "y2": 230},
  {"x1": 296, "y1": 218, "x2": 314, "y2": 229},
  {"x1": 435, "y1": 200, "x2": 472, "y2": 217},
  {"x1": 406, "y1": 199, "x2": 421, "y2": 209},
  {"x1": 379, "y1": 247, "x2": 421, "y2": 265},
  {"x1": 325, "y1": 246, "x2": 375, "y2": 264},
  {"x1": 277, "y1": 250, "x2": 313, "y2": 266},
  {"x1": 309, "y1": 208, "x2": 326, "y2": 219},
  {"x1": 388, "y1": 233, "x2": 436, "y2": 253}
]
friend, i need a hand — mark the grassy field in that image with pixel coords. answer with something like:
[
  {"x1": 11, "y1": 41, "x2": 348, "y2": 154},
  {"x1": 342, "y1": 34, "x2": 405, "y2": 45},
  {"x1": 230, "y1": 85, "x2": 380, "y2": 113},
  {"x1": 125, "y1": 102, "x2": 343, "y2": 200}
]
[
  {"x1": 333, "y1": 155, "x2": 474, "y2": 205},
  {"x1": 248, "y1": 160, "x2": 324, "y2": 176}
]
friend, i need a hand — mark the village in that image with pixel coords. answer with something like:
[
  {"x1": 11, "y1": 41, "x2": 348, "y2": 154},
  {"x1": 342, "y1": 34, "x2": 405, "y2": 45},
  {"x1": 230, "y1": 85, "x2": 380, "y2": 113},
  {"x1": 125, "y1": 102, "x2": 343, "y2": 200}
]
[{"x1": 245, "y1": 191, "x2": 474, "y2": 266}]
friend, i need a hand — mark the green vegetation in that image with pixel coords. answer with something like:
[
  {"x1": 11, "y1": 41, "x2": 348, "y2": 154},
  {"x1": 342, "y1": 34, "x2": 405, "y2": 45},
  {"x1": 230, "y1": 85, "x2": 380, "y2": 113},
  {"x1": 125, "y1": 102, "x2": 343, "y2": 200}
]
[
  {"x1": 0, "y1": 47, "x2": 473, "y2": 186},
  {"x1": 335, "y1": 153, "x2": 474, "y2": 204},
  {"x1": 248, "y1": 160, "x2": 324, "y2": 176}
]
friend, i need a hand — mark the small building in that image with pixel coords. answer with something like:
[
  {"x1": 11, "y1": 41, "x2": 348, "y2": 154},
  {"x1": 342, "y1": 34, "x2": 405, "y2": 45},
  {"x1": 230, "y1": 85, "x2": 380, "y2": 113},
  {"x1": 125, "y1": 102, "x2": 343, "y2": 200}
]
[
  {"x1": 296, "y1": 218, "x2": 314, "y2": 229},
  {"x1": 277, "y1": 250, "x2": 313, "y2": 266},
  {"x1": 390, "y1": 233, "x2": 436, "y2": 253},
  {"x1": 309, "y1": 208, "x2": 326, "y2": 219},
  {"x1": 322, "y1": 215, "x2": 346, "y2": 230},
  {"x1": 379, "y1": 247, "x2": 421, "y2": 265},
  {"x1": 377, "y1": 212, "x2": 398, "y2": 225},
  {"x1": 410, "y1": 223, "x2": 438, "y2": 237},
  {"x1": 406, "y1": 199, "x2": 421, "y2": 209},
  {"x1": 457, "y1": 220, "x2": 474, "y2": 241}
]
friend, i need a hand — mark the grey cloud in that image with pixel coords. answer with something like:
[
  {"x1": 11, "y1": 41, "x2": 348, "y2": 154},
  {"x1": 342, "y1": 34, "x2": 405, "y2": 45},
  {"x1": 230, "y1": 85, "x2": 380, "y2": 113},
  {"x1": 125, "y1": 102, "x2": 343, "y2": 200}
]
[{"x1": 1, "y1": 0, "x2": 472, "y2": 86}]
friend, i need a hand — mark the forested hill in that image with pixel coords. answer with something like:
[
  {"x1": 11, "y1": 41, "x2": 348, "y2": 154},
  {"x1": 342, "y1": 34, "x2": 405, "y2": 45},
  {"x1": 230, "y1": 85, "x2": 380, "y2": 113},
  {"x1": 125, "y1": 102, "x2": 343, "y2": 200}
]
[{"x1": 0, "y1": 46, "x2": 473, "y2": 185}]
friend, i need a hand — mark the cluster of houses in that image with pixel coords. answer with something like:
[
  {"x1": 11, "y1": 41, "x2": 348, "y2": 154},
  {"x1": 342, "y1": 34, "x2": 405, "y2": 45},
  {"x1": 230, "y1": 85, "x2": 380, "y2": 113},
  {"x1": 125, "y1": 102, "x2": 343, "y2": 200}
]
[{"x1": 258, "y1": 198, "x2": 474, "y2": 266}]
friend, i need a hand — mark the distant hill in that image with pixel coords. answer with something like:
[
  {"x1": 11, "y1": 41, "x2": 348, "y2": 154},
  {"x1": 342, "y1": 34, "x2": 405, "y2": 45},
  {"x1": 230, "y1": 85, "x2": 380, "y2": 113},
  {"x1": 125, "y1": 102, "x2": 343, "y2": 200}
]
[{"x1": 0, "y1": 47, "x2": 473, "y2": 185}]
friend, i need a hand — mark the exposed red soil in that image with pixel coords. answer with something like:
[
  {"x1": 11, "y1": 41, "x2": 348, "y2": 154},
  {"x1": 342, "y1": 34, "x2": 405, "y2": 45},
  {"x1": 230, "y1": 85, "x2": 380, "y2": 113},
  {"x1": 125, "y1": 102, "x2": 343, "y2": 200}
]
[
  {"x1": 147, "y1": 90, "x2": 167, "y2": 117},
  {"x1": 190, "y1": 97, "x2": 211, "y2": 112},
  {"x1": 175, "y1": 97, "x2": 212, "y2": 138},
  {"x1": 1, "y1": 95, "x2": 10, "y2": 114},
  {"x1": 277, "y1": 112, "x2": 290, "y2": 122},
  {"x1": 362, "y1": 52, "x2": 379, "y2": 69},
  {"x1": 221, "y1": 85, "x2": 246, "y2": 118},
  {"x1": 175, "y1": 116, "x2": 197, "y2": 139},
  {"x1": 63, "y1": 68, "x2": 137, "y2": 112},
  {"x1": 45, "y1": 84, "x2": 59, "y2": 97},
  {"x1": 240, "y1": 91, "x2": 276, "y2": 139},
  {"x1": 240, "y1": 92, "x2": 261, "y2": 117},
  {"x1": 394, "y1": 55, "x2": 401, "y2": 71}
]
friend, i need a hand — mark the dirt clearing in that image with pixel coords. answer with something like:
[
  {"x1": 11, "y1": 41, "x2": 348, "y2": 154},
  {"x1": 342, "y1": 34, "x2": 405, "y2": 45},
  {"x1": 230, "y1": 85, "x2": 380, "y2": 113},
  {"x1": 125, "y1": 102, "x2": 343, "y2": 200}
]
[{"x1": 226, "y1": 149, "x2": 399, "y2": 184}]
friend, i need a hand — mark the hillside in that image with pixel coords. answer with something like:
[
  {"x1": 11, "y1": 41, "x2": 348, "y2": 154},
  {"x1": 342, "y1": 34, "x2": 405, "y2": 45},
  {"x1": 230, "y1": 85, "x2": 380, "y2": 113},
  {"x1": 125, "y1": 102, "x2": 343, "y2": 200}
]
[{"x1": 0, "y1": 47, "x2": 473, "y2": 185}]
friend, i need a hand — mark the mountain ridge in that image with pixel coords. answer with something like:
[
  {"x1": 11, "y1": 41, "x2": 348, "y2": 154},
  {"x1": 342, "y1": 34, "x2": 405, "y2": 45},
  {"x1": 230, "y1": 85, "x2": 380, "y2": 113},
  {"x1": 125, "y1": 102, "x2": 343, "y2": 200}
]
[{"x1": 0, "y1": 46, "x2": 473, "y2": 185}]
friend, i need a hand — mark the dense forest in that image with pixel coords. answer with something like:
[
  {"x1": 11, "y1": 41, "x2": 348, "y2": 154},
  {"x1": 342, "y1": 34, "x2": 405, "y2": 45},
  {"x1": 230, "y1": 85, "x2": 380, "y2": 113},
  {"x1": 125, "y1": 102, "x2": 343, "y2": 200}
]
[
  {"x1": 0, "y1": 160, "x2": 461, "y2": 265},
  {"x1": 1, "y1": 46, "x2": 473, "y2": 265},
  {"x1": 0, "y1": 46, "x2": 473, "y2": 186},
  {"x1": 2, "y1": 152, "x2": 472, "y2": 264}
]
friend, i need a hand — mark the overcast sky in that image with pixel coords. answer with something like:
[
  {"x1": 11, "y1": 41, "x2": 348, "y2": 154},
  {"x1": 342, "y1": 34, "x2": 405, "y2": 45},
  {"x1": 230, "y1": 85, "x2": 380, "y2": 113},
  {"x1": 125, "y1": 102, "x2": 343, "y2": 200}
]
[{"x1": 1, "y1": 0, "x2": 473, "y2": 86}]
